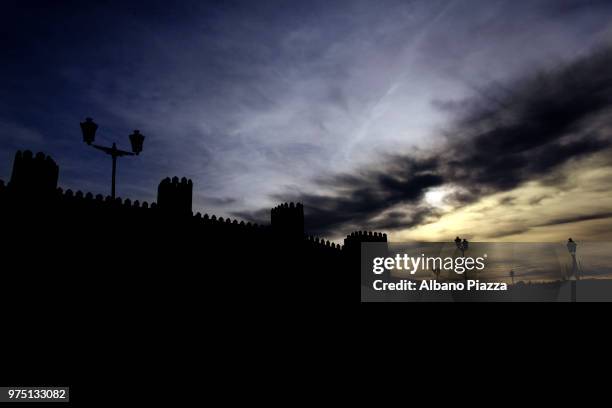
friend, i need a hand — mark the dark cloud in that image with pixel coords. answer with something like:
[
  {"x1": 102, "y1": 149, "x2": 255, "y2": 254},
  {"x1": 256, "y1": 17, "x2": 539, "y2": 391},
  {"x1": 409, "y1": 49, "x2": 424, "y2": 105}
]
[
  {"x1": 537, "y1": 212, "x2": 612, "y2": 227},
  {"x1": 371, "y1": 206, "x2": 442, "y2": 231},
  {"x1": 545, "y1": 0, "x2": 612, "y2": 15},
  {"x1": 264, "y1": 45, "x2": 612, "y2": 237},
  {"x1": 484, "y1": 227, "x2": 532, "y2": 239},
  {"x1": 273, "y1": 161, "x2": 445, "y2": 236},
  {"x1": 498, "y1": 196, "x2": 517, "y2": 206},
  {"x1": 231, "y1": 208, "x2": 269, "y2": 226},
  {"x1": 198, "y1": 196, "x2": 237, "y2": 206},
  {"x1": 528, "y1": 194, "x2": 551, "y2": 206}
]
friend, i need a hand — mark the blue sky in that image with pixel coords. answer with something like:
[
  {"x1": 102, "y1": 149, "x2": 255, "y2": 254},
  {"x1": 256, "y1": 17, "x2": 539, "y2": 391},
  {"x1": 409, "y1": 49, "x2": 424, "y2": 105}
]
[{"x1": 2, "y1": 0, "x2": 612, "y2": 240}]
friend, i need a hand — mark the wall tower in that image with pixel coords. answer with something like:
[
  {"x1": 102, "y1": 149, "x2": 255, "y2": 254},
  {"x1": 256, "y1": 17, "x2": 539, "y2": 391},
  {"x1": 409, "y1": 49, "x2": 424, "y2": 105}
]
[
  {"x1": 271, "y1": 202, "x2": 304, "y2": 241},
  {"x1": 9, "y1": 150, "x2": 59, "y2": 196},
  {"x1": 157, "y1": 176, "x2": 193, "y2": 215}
]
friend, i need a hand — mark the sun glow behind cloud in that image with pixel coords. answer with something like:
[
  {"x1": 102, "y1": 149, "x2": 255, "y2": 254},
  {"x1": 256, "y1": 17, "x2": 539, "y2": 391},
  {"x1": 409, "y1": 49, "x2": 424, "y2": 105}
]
[{"x1": 398, "y1": 152, "x2": 612, "y2": 242}]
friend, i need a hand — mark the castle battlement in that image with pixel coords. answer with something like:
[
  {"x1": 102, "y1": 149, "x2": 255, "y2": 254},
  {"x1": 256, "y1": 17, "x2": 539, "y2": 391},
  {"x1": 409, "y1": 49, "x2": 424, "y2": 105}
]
[
  {"x1": 344, "y1": 230, "x2": 387, "y2": 241},
  {"x1": 9, "y1": 150, "x2": 59, "y2": 195},
  {"x1": 271, "y1": 201, "x2": 304, "y2": 240},
  {"x1": 343, "y1": 230, "x2": 387, "y2": 251},
  {"x1": 194, "y1": 212, "x2": 267, "y2": 232},
  {"x1": 0, "y1": 151, "x2": 385, "y2": 267},
  {"x1": 306, "y1": 235, "x2": 343, "y2": 251},
  {"x1": 157, "y1": 176, "x2": 193, "y2": 215},
  {"x1": 56, "y1": 187, "x2": 154, "y2": 210}
]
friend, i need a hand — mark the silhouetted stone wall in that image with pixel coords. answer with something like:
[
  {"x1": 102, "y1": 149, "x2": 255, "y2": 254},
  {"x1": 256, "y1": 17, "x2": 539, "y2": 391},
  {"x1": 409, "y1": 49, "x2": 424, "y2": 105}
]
[{"x1": 0, "y1": 150, "x2": 388, "y2": 303}]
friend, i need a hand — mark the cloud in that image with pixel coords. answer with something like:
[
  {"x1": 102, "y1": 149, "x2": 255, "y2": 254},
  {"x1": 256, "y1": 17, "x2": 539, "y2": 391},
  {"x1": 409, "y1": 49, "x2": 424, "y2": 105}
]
[
  {"x1": 198, "y1": 196, "x2": 238, "y2": 206},
  {"x1": 0, "y1": 121, "x2": 44, "y2": 146},
  {"x1": 527, "y1": 194, "x2": 551, "y2": 206},
  {"x1": 537, "y1": 212, "x2": 612, "y2": 227},
  {"x1": 263, "y1": 45, "x2": 612, "y2": 237},
  {"x1": 483, "y1": 227, "x2": 532, "y2": 240},
  {"x1": 498, "y1": 196, "x2": 517, "y2": 206}
]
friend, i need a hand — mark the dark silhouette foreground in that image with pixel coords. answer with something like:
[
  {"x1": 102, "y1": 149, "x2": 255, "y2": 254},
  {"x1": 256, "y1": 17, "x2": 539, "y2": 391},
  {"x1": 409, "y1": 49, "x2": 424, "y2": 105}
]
[
  {"x1": 0, "y1": 149, "x2": 391, "y2": 398},
  {"x1": 0, "y1": 150, "x2": 387, "y2": 308}
]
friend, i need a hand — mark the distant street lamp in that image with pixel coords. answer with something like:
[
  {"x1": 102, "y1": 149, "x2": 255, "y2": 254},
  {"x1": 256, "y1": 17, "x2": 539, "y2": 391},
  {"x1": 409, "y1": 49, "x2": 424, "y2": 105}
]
[
  {"x1": 567, "y1": 238, "x2": 578, "y2": 302},
  {"x1": 454, "y1": 236, "x2": 470, "y2": 281},
  {"x1": 80, "y1": 117, "x2": 145, "y2": 198}
]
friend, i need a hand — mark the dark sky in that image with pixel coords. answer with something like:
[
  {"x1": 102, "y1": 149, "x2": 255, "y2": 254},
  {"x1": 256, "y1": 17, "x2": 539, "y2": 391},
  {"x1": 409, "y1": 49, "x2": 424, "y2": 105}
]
[{"x1": 2, "y1": 0, "x2": 612, "y2": 241}]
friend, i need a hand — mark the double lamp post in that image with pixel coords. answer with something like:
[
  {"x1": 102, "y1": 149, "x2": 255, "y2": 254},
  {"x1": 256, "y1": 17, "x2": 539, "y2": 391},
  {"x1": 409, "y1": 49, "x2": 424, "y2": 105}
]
[{"x1": 80, "y1": 118, "x2": 145, "y2": 199}]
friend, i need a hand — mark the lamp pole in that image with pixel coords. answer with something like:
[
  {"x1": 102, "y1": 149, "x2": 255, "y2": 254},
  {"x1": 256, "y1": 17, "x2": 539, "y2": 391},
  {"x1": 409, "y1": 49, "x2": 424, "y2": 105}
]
[
  {"x1": 567, "y1": 238, "x2": 578, "y2": 302},
  {"x1": 112, "y1": 149, "x2": 116, "y2": 199},
  {"x1": 80, "y1": 118, "x2": 145, "y2": 199}
]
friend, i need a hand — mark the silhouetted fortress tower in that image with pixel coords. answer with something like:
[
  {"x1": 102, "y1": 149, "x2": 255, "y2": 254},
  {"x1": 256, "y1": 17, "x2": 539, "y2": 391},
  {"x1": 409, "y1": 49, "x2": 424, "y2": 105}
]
[
  {"x1": 271, "y1": 202, "x2": 304, "y2": 241},
  {"x1": 157, "y1": 176, "x2": 193, "y2": 215},
  {"x1": 9, "y1": 150, "x2": 58, "y2": 196},
  {"x1": 344, "y1": 231, "x2": 388, "y2": 288},
  {"x1": 343, "y1": 231, "x2": 387, "y2": 250}
]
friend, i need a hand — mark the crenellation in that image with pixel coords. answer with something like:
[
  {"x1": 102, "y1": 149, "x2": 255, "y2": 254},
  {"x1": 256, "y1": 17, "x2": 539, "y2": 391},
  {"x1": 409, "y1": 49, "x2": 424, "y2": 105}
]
[
  {"x1": 9, "y1": 150, "x2": 59, "y2": 196},
  {"x1": 271, "y1": 201, "x2": 304, "y2": 240},
  {"x1": 158, "y1": 176, "x2": 193, "y2": 215},
  {"x1": 0, "y1": 150, "x2": 381, "y2": 264}
]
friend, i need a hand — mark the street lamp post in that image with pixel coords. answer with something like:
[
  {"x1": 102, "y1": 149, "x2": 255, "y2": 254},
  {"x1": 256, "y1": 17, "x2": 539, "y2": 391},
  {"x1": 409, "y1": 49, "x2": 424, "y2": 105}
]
[
  {"x1": 80, "y1": 118, "x2": 145, "y2": 199},
  {"x1": 567, "y1": 238, "x2": 578, "y2": 302},
  {"x1": 455, "y1": 236, "x2": 470, "y2": 281}
]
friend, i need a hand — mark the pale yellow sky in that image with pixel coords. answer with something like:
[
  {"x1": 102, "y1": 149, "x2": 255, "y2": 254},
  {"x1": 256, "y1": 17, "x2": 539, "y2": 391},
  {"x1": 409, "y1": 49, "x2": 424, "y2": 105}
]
[{"x1": 392, "y1": 151, "x2": 612, "y2": 242}]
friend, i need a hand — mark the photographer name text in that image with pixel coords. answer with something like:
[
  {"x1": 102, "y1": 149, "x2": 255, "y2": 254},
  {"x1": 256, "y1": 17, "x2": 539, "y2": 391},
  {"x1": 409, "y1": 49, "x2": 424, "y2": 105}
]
[{"x1": 373, "y1": 279, "x2": 507, "y2": 291}]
